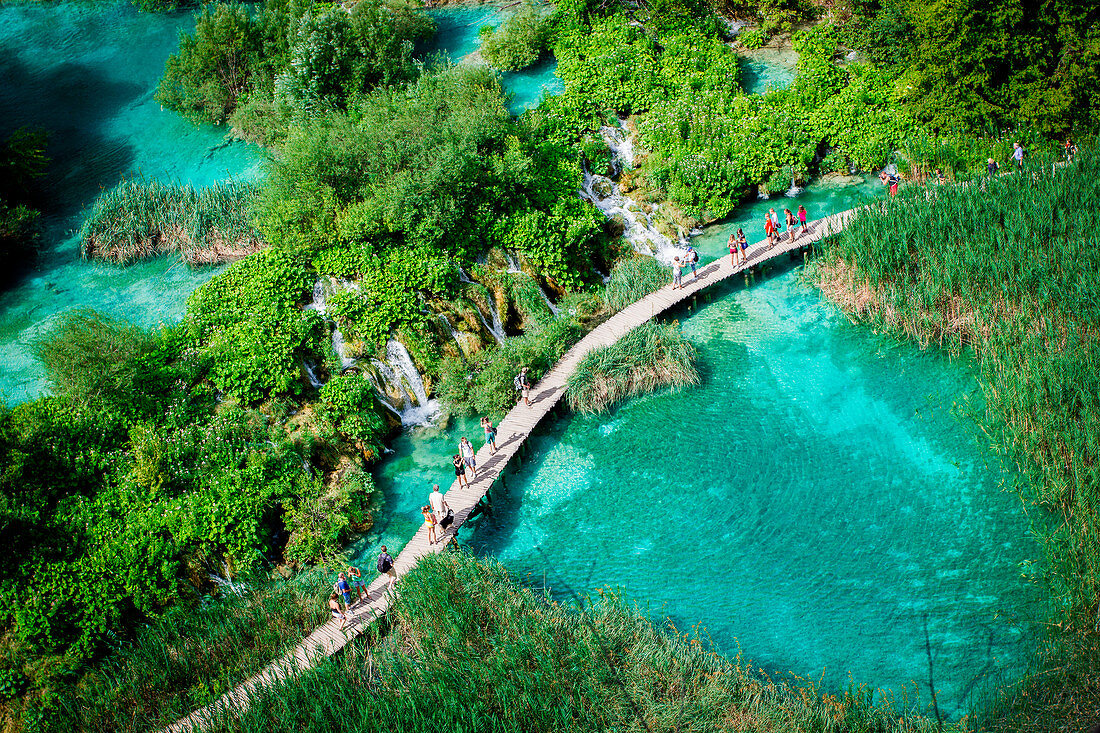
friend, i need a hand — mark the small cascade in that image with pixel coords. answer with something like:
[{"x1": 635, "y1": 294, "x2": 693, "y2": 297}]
[
  {"x1": 504, "y1": 252, "x2": 522, "y2": 273},
  {"x1": 600, "y1": 118, "x2": 635, "y2": 173},
  {"x1": 457, "y1": 266, "x2": 475, "y2": 284},
  {"x1": 537, "y1": 284, "x2": 560, "y2": 316},
  {"x1": 209, "y1": 563, "x2": 247, "y2": 596},
  {"x1": 579, "y1": 168, "x2": 689, "y2": 265},
  {"x1": 785, "y1": 177, "x2": 804, "y2": 197},
  {"x1": 486, "y1": 297, "x2": 506, "y2": 343},
  {"x1": 386, "y1": 339, "x2": 439, "y2": 426},
  {"x1": 305, "y1": 276, "x2": 357, "y2": 370},
  {"x1": 437, "y1": 313, "x2": 466, "y2": 351},
  {"x1": 302, "y1": 360, "x2": 323, "y2": 389}
]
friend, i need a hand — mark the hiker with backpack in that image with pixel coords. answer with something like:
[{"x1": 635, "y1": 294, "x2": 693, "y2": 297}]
[
  {"x1": 430, "y1": 483, "x2": 455, "y2": 537},
  {"x1": 377, "y1": 545, "x2": 397, "y2": 585},
  {"x1": 459, "y1": 437, "x2": 477, "y2": 478},
  {"x1": 514, "y1": 366, "x2": 532, "y2": 406},
  {"x1": 684, "y1": 245, "x2": 700, "y2": 281},
  {"x1": 347, "y1": 565, "x2": 367, "y2": 601},
  {"x1": 481, "y1": 416, "x2": 498, "y2": 454}
]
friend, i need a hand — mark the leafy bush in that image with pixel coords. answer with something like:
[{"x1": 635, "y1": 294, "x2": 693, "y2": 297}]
[
  {"x1": 156, "y1": 3, "x2": 261, "y2": 125},
  {"x1": 738, "y1": 26, "x2": 769, "y2": 49},
  {"x1": 438, "y1": 316, "x2": 583, "y2": 417},
  {"x1": 478, "y1": 3, "x2": 553, "y2": 72},
  {"x1": 317, "y1": 373, "x2": 387, "y2": 458},
  {"x1": 186, "y1": 248, "x2": 322, "y2": 403}
]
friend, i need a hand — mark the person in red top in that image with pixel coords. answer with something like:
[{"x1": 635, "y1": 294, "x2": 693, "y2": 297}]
[{"x1": 764, "y1": 214, "x2": 775, "y2": 245}]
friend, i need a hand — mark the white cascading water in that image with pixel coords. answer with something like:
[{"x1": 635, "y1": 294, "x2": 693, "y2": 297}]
[
  {"x1": 786, "y1": 177, "x2": 804, "y2": 197},
  {"x1": 302, "y1": 360, "x2": 323, "y2": 388},
  {"x1": 385, "y1": 339, "x2": 439, "y2": 426},
  {"x1": 304, "y1": 276, "x2": 357, "y2": 371},
  {"x1": 578, "y1": 119, "x2": 690, "y2": 265},
  {"x1": 437, "y1": 314, "x2": 466, "y2": 353}
]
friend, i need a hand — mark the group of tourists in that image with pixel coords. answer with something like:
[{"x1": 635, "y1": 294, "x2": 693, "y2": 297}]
[
  {"x1": 327, "y1": 547, "x2": 397, "y2": 629},
  {"x1": 763, "y1": 205, "x2": 808, "y2": 245}
]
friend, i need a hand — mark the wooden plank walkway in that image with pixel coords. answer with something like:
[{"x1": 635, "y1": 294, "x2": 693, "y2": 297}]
[{"x1": 163, "y1": 208, "x2": 857, "y2": 733}]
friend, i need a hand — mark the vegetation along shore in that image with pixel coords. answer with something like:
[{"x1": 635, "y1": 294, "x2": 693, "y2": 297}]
[{"x1": 1, "y1": 0, "x2": 1098, "y2": 728}]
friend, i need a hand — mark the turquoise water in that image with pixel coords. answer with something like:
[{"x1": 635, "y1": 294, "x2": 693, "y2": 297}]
[
  {"x1": 365, "y1": 179, "x2": 1039, "y2": 717},
  {"x1": 738, "y1": 47, "x2": 798, "y2": 95},
  {"x1": 0, "y1": 0, "x2": 262, "y2": 402},
  {"x1": 424, "y1": 5, "x2": 564, "y2": 114}
]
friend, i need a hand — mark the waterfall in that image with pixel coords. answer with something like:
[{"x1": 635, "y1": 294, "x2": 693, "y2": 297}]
[
  {"x1": 600, "y1": 118, "x2": 635, "y2": 173},
  {"x1": 486, "y1": 297, "x2": 506, "y2": 342},
  {"x1": 437, "y1": 313, "x2": 468, "y2": 354},
  {"x1": 537, "y1": 284, "x2": 560, "y2": 316},
  {"x1": 504, "y1": 252, "x2": 522, "y2": 273},
  {"x1": 302, "y1": 360, "x2": 323, "y2": 388},
  {"x1": 304, "y1": 276, "x2": 357, "y2": 370},
  {"x1": 785, "y1": 177, "x2": 804, "y2": 197},
  {"x1": 386, "y1": 339, "x2": 439, "y2": 426},
  {"x1": 579, "y1": 168, "x2": 689, "y2": 265}
]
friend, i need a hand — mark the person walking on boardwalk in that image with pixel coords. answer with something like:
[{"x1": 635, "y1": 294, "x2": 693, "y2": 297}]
[
  {"x1": 422, "y1": 505, "x2": 438, "y2": 544},
  {"x1": 728, "y1": 232, "x2": 741, "y2": 266},
  {"x1": 684, "y1": 245, "x2": 699, "y2": 281},
  {"x1": 453, "y1": 453, "x2": 469, "y2": 488},
  {"x1": 1012, "y1": 142, "x2": 1024, "y2": 169},
  {"x1": 798, "y1": 204, "x2": 808, "y2": 235},
  {"x1": 377, "y1": 545, "x2": 397, "y2": 585},
  {"x1": 784, "y1": 208, "x2": 796, "y2": 242},
  {"x1": 735, "y1": 228, "x2": 748, "y2": 265},
  {"x1": 459, "y1": 437, "x2": 477, "y2": 478},
  {"x1": 672, "y1": 256, "x2": 683, "y2": 289},
  {"x1": 763, "y1": 212, "x2": 776, "y2": 246},
  {"x1": 347, "y1": 565, "x2": 366, "y2": 601},
  {"x1": 986, "y1": 158, "x2": 999, "y2": 176},
  {"x1": 430, "y1": 483, "x2": 449, "y2": 520},
  {"x1": 334, "y1": 572, "x2": 354, "y2": 612},
  {"x1": 481, "y1": 416, "x2": 498, "y2": 454},
  {"x1": 768, "y1": 208, "x2": 781, "y2": 240},
  {"x1": 329, "y1": 593, "x2": 348, "y2": 629},
  {"x1": 514, "y1": 366, "x2": 533, "y2": 406}
]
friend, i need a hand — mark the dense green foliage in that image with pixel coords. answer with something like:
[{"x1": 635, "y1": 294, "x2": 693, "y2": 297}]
[
  {"x1": 185, "y1": 248, "x2": 322, "y2": 403},
  {"x1": 49, "y1": 572, "x2": 327, "y2": 731},
  {"x1": 817, "y1": 151, "x2": 1100, "y2": 731},
  {"x1": 478, "y1": 2, "x2": 553, "y2": 72},
  {"x1": 567, "y1": 320, "x2": 698, "y2": 414},
  {"x1": 156, "y1": 0, "x2": 435, "y2": 129},
  {"x1": 0, "y1": 129, "x2": 48, "y2": 281},
  {"x1": 190, "y1": 551, "x2": 951, "y2": 732},
  {"x1": 602, "y1": 255, "x2": 669, "y2": 312},
  {"x1": 79, "y1": 178, "x2": 262, "y2": 264}
]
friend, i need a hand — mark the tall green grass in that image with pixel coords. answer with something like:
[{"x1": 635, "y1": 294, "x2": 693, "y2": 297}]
[
  {"x1": 50, "y1": 570, "x2": 330, "y2": 732},
  {"x1": 602, "y1": 255, "x2": 670, "y2": 312},
  {"x1": 79, "y1": 178, "x2": 262, "y2": 265},
  {"x1": 816, "y1": 148, "x2": 1100, "y2": 731},
  {"x1": 198, "y1": 551, "x2": 952, "y2": 733},
  {"x1": 567, "y1": 320, "x2": 698, "y2": 414}
]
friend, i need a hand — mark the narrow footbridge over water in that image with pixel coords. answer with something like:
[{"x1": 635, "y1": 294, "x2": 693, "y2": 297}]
[{"x1": 165, "y1": 208, "x2": 858, "y2": 733}]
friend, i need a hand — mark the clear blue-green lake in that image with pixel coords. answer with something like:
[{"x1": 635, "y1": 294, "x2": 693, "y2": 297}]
[{"x1": 358, "y1": 177, "x2": 1040, "y2": 718}]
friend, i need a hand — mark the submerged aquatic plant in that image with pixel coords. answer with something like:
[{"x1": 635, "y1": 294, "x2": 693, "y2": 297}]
[{"x1": 79, "y1": 178, "x2": 263, "y2": 265}]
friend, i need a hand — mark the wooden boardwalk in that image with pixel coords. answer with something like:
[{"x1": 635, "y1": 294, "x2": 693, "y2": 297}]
[{"x1": 164, "y1": 208, "x2": 857, "y2": 733}]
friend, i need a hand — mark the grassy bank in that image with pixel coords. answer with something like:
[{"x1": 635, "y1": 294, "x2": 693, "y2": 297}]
[
  {"x1": 815, "y1": 150, "x2": 1100, "y2": 731},
  {"x1": 567, "y1": 320, "x2": 698, "y2": 414},
  {"x1": 79, "y1": 179, "x2": 262, "y2": 265},
  {"x1": 39, "y1": 570, "x2": 328, "y2": 732},
  {"x1": 193, "y1": 551, "x2": 951, "y2": 733}
]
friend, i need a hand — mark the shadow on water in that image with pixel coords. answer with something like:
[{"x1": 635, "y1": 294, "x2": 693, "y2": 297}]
[{"x1": 0, "y1": 47, "x2": 140, "y2": 218}]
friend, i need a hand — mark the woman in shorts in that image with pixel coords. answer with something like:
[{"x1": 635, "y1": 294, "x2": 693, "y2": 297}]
[
  {"x1": 459, "y1": 437, "x2": 476, "y2": 477},
  {"x1": 798, "y1": 204, "x2": 808, "y2": 235},
  {"x1": 784, "y1": 208, "x2": 796, "y2": 242},
  {"x1": 329, "y1": 593, "x2": 348, "y2": 629},
  {"x1": 422, "y1": 505, "x2": 438, "y2": 545},
  {"x1": 481, "y1": 416, "x2": 498, "y2": 454},
  {"x1": 452, "y1": 454, "x2": 468, "y2": 488}
]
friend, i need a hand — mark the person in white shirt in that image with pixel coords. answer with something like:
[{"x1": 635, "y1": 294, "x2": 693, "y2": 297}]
[
  {"x1": 1012, "y1": 142, "x2": 1024, "y2": 169},
  {"x1": 429, "y1": 483, "x2": 449, "y2": 520}
]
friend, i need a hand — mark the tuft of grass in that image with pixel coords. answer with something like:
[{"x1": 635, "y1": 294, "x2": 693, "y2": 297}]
[
  {"x1": 79, "y1": 178, "x2": 263, "y2": 265},
  {"x1": 567, "y1": 320, "x2": 697, "y2": 414},
  {"x1": 602, "y1": 255, "x2": 669, "y2": 313}
]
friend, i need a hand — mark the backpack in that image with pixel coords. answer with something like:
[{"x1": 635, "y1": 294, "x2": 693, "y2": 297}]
[
  {"x1": 377, "y1": 554, "x2": 392, "y2": 573},
  {"x1": 688, "y1": 249, "x2": 698, "y2": 263},
  {"x1": 513, "y1": 373, "x2": 524, "y2": 391}
]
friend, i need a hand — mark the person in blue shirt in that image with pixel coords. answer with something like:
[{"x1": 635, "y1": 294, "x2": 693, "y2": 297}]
[{"x1": 334, "y1": 572, "x2": 354, "y2": 611}]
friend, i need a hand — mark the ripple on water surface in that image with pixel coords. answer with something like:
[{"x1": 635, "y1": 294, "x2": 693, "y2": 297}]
[{"x1": 371, "y1": 270, "x2": 1040, "y2": 719}]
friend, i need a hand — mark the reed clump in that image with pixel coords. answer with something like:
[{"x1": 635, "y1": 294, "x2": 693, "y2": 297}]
[
  {"x1": 79, "y1": 178, "x2": 263, "y2": 265},
  {"x1": 198, "y1": 551, "x2": 951, "y2": 733},
  {"x1": 815, "y1": 149, "x2": 1100, "y2": 731},
  {"x1": 567, "y1": 320, "x2": 698, "y2": 414},
  {"x1": 602, "y1": 255, "x2": 670, "y2": 312}
]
